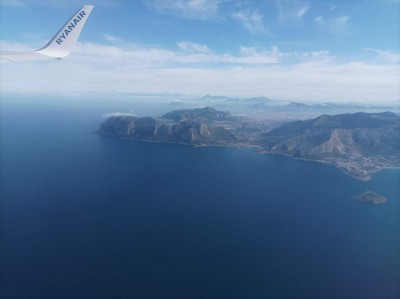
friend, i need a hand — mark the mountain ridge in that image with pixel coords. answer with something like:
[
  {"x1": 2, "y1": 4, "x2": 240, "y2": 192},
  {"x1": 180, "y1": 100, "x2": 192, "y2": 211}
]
[{"x1": 260, "y1": 111, "x2": 400, "y2": 180}]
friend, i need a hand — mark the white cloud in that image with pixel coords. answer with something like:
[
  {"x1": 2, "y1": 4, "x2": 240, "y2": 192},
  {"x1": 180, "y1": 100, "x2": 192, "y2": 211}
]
[
  {"x1": 314, "y1": 15, "x2": 350, "y2": 33},
  {"x1": 275, "y1": 0, "x2": 310, "y2": 25},
  {"x1": 67, "y1": 40, "x2": 281, "y2": 67},
  {"x1": 225, "y1": 46, "x2": 281, "y2": 64},
  {"x1": 302, "y1": 50, "x2": 331, "y2": 61},
  {"x1": 0, "y1": 40, "x2": 399, "y2": 104},
  {"x1": 177, "y1": 41, "x2": 211, "y2": 54},
  {"x1": 232, "y1": 10, "x2": 267, "y2": 35},
  {"x1": 101, "y1": 33, "x2": 121, "y2": 43},
  {"x1": 297, "y1": 6, "x2": 309, "y2": 18},
  {"x1": 142, "y1": 0, "x2": 223, "y2": 20},
  {"x1": 0, "y1": 40, "x2": 33, "y2": 51},
  {"x1": 366, "y1": 48, "x2": 400, "y2": 63}
]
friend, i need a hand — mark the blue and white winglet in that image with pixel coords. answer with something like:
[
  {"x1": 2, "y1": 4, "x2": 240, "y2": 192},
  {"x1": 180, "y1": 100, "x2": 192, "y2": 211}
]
[{"x1": 0, "y1": 5, "x2": 94, "y2": 63}]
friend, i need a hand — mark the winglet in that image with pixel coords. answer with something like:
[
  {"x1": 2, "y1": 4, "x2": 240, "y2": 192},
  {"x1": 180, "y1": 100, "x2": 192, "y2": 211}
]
[{"x1": 36, "y1": 5, "x2": 94, "y2": 58}]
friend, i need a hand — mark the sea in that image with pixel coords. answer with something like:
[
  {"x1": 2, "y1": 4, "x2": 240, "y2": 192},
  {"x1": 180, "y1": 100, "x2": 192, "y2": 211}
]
[{"x1": 1, "y1": 98, "x2": 399, "y2": 299}]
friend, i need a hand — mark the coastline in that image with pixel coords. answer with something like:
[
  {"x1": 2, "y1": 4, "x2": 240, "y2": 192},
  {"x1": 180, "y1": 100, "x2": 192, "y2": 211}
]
[{"x1": 96, "y1": 132, "x2": 395, "y2": 181}]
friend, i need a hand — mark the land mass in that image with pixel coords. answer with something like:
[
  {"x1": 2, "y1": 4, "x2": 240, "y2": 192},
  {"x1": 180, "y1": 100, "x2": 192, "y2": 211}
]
[
  {"x1": 354, "y1": 191, "x2": 387, "y2": 205},
  {"x1": 98, "y1": 107, "x2": 400, "y2": 181},
  {"x1": 259, "y1": 111, "x2": 400, "y2": 180}
]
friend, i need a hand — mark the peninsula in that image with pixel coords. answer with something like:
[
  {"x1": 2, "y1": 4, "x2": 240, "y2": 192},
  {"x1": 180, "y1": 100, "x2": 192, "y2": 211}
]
[{"x1": 98, "y1": 107, "x2": 400, "y2": 181}]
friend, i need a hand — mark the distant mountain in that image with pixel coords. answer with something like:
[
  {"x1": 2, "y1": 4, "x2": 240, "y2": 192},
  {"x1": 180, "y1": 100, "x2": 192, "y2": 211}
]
[
  {"x1": 245, "y1": 97, "x2": 274, "y2": 103},
  {"x1": 167, "y1": 100, "x2": 185, "y2": 107},
  {"x1": 201, "y1": 95, "x2": 239, "y2": 102},
  {"x1": 286, "y1": 102, "x2": 309, "y2": 109},
  {"x1": 260, "y1": 112, "x2": 400, "y2": 180},
  {"x1": 201, "y1": 95, "x2": 275, "y2": 104},
  {"x1": 98, "y1": 109, "x2": 400, "y2": 180},
  {"x1": 200, "y1": 95, "x2": 399, "y2": 112}
]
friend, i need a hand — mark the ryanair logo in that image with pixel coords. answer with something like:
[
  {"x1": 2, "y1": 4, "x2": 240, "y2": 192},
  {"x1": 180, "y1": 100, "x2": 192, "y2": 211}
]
[{"x1": 56, "y1": 10, "x2": 86, "y2": 45}]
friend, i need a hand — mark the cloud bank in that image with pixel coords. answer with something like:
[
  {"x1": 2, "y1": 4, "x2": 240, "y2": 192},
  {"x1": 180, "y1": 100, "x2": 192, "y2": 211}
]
[{"x1": 0, "y1": 39, "x2": 399, "y2": 103}]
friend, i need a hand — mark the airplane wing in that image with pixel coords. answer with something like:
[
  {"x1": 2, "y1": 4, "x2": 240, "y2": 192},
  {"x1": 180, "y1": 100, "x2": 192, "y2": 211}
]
[{"x1": 0, "y1": 5, "x2": 94, "y2": 63}]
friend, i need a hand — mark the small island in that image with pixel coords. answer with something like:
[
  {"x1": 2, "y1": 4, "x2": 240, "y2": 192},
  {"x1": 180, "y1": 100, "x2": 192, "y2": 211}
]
[{"x1": 354, "y1": 191, "x2": 387, "y2": 205}]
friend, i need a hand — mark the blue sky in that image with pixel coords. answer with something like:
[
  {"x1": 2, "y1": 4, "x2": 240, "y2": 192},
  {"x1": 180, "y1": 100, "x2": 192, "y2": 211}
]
[{"x1": 0, "y1": 0, "x2": 399, "y2": 103}]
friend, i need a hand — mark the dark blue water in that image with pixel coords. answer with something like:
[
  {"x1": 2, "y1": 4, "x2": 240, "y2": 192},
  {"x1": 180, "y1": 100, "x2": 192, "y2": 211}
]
[{"x1": 1, "y1": 102, "x2": 399, "y2": 299}]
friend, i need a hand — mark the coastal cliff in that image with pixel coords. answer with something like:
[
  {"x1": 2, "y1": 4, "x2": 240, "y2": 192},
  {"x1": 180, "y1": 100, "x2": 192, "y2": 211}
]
[{"x1": 99, "y1": 108, "x2": 237, "y2": 146}]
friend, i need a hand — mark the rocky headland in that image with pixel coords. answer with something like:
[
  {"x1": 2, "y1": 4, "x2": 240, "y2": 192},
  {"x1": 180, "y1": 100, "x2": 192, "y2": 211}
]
[{"x1": 98, "y1": 107, "x2": 400, "y2": 181}]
